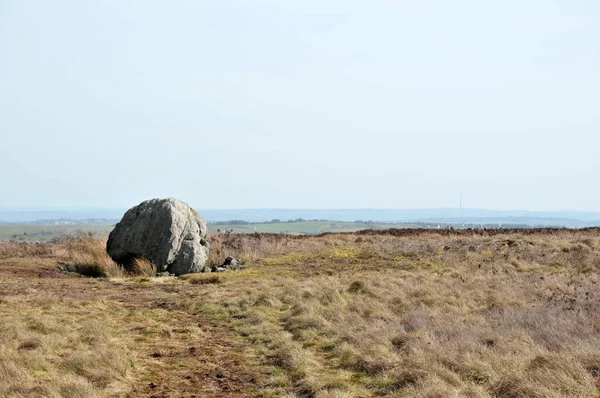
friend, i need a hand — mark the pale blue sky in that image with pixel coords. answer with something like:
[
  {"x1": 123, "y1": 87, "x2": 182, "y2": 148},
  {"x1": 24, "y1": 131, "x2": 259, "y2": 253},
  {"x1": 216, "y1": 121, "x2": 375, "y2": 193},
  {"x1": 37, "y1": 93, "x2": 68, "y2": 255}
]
[{"x1": 1, "y1": 1, "x2": 599, "y2": 210}]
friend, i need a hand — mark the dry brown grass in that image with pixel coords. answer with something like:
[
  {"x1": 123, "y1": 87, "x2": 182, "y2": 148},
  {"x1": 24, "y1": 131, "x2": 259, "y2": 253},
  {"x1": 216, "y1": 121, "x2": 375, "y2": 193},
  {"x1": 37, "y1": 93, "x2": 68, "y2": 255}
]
[
  {"x1": 62, "y1": 236, "x2": 126, "y2": 278},
  {"x1": 57, "y1": 236, "x2": 160, "y2": 278},
  {"x1": 2, "y1": 229, "x2": 600, "y2": 397},
  {"x1": 0, "y1": 252, "x2": 265, "y2": 397},
  {"x1": 187, "y1": 274, "x2": 222, "y2": 285},
  {"x1": 129, "y1": 257, "x2": 157, "y2": 277},
  {"x1": 184, "y1": 230, "x2": 600, "y2": 397},
  {"x1": 0, "y1": 241, "x2": 54, "y2": 259},
  {"x1": 208, "y1": 233, "x2": 306, "y2": 265},
  {"x1": 0, "y1": 296, "x2": 136, "y2": 398}
]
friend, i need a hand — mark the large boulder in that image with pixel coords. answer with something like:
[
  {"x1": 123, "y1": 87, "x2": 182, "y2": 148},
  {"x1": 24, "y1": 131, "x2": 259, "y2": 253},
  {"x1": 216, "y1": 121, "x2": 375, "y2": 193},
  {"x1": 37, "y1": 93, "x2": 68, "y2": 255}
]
[{"x1": 107, "y1": 198, "x2": 210, "y2": 275}]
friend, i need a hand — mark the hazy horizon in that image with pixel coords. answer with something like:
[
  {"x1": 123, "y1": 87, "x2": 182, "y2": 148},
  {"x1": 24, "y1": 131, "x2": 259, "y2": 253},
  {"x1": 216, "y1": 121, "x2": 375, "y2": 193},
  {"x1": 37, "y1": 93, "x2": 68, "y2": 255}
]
[
  {"x1": 3, "y1": 205, "x2": 600, "y2": 214},
  {"x1": 3, "y1": 206, "x2": 600, "y2": 225},
  {"x1": 2, "y1": 1, "x2": 599, "y2": 211}
]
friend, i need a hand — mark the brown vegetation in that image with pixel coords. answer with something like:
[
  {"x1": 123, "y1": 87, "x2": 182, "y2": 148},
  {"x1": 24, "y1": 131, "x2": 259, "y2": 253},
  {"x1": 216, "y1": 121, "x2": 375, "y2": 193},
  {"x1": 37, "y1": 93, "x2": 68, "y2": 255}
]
[
  {"x1": 1, "y1": 230, "x2": 600, "y2": 397},
  {"x1": 0, "y1": 295, "x2": 136, "y2": 397},
  {"x1": 44, "y1": 235, "x2": 158, "y2": 278},
  {"x1": 0, "y1": 241, "x2": 55, "y2": 259},
  {"x1": 62, "y1": 236, "x2": 127, "y2": 278}
]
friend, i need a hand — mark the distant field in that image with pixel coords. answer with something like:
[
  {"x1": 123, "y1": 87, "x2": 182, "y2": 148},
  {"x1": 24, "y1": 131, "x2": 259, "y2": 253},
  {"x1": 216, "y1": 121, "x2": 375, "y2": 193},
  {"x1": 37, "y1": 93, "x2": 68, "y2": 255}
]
[
  {"x1": 0, "y1": 222, "x2": 418, "y2": 241},
  {"x1": 207, "y1": 221, "x2": 417, "y2": 235},
  {"x1": 0, "y1": 225, "x2": 115, "y2": 241}
]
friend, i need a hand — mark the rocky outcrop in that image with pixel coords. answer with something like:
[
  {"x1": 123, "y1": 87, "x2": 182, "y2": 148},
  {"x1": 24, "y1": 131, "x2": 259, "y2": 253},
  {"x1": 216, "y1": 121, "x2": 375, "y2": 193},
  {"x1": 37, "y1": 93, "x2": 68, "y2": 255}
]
[{"x1": 106, "y1": 198, "x2": 210, "y2": 275}]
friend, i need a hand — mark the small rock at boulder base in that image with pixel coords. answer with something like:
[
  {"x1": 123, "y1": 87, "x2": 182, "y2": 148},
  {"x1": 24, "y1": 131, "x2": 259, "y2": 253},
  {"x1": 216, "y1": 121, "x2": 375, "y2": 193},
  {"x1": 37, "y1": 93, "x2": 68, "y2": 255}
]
[
  {"x1": 59, "y1": 263, "x2": 77, "y2": 273},
  {"x1": 223, "y1": 256, "x2": 243, "y2": 270},
  {"x1": 106, "y1": 198, "x2": 210, "y2": 276}
]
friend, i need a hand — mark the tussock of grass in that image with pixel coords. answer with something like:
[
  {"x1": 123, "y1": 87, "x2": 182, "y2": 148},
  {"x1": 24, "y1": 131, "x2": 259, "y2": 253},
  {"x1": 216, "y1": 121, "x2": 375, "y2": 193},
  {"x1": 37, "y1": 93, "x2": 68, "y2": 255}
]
[
  {"x1": 188, "y1": 274, "x2": 222, "y2": 285},
  {"x1": 61, "y1": 236, "x2": 159, "y2": 278},
  {"x1": 63, "y1": 236, "x2": 126, "y2": 278},
  {"x1": 129, "y1": 257, "x2": 157, "y2": 277}
]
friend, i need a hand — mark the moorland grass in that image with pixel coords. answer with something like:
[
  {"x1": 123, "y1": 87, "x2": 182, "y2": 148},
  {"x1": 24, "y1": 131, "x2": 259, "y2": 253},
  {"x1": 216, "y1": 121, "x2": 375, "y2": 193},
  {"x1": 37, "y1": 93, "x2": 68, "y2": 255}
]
[
  {"x1": 1, "y1": 230, "x2": 600, "y2": 397},
  {"x1": 187, "y1": 231, "x2": 600, "y2": 397}
]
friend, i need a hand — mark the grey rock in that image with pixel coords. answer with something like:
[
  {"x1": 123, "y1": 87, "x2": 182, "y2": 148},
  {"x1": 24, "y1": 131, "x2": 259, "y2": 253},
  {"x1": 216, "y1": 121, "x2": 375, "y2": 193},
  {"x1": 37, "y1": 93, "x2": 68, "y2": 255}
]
[
  {"x1": 106, "y1": 198, "x2": 210, "y2": 276},
  {"x1": 223, "y1": 256, "x2": 243, "y2": 270},
  {"x1": 59, "y1": 263, "x2": 77, "y2": 272}
]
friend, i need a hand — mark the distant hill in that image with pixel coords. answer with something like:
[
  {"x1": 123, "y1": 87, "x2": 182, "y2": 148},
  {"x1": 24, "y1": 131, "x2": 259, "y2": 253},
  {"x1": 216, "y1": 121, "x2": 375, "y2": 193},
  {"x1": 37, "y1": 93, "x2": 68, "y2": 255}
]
[
  {"x1": 1, "y1": 208, "x2": 600, "y2": 228},
  {"x1": 0, "y1": 209, "x2": 124, "y2": 223},
  {"x1": 198, "y1": 209, "x2": 600, "y2": 226}
]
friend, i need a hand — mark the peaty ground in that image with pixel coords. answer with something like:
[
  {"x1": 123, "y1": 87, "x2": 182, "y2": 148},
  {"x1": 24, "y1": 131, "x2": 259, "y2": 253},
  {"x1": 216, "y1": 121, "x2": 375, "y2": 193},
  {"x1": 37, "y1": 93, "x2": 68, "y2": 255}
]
[{"x1": 1, "y1": 230, "x2": 600, "y2": 397}]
